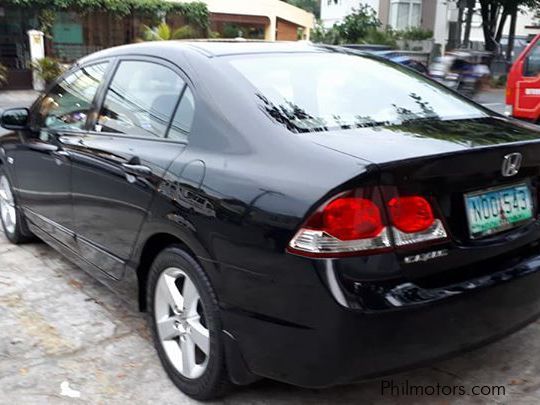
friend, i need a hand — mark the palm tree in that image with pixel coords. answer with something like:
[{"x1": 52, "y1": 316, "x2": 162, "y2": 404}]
[{"x1": 143, "y1": 22, "x2": 197, "y2": 41}]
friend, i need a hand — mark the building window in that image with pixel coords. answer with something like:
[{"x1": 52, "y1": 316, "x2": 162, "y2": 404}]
[{"x1": 390, "y1": 0, "x2": 422, "y2": 30}]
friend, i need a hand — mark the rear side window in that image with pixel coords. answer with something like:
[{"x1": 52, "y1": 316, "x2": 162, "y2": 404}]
[
  {"x1": 37, "y1": 62, "x2": 108, "y2": 130},
  {"x1": 167, "y1": 87, "x2": 195, "y2": 141},
  {"x1": 97, "y1": 61, "x2": 185, "y2": 138}
]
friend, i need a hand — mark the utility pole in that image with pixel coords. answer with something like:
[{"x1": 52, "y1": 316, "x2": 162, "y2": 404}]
[
  {"x1": 455, "y1": 0, "x2": 466, "y2": 48},
  {"x1": 506, "y1": 4, "x2": 518, "y2": 64},
  {"x1": 462, "y1": 0, "x2": 475, "y2": 48}
]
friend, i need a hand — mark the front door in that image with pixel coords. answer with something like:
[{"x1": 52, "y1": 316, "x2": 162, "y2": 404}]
[
  {"x1": 514, "y1": 39, "x2": 540, "y2": 120},
  {"x1": 70, "y1": 58, "x2": 192, "y2": 279},
  {"x1": 10, "y1": 62, "x2": 109, "y2": 249}
]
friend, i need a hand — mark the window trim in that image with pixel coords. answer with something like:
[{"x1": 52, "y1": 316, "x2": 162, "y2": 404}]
[
  {"x1": 30, "y1": 59, "x2": 112, "y2": 133},
  {"x1": 389, "y1": 0, "x2": 422, "y2": 30},
  {"x1": 87, "y1": 55, "x2": 196, "y2": 145}
]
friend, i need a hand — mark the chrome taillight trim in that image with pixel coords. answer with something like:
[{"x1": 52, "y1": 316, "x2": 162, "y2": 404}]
[
  {"x1": 288, "y1": 227, "x2": 392, "y2": 255},
  {"x1": 391, "y1": 219, "x2": 447, "y2": 246}
]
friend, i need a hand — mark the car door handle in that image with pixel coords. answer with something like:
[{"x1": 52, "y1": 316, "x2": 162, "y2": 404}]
[
  {"x1": 121, "y1": 163, "x2": 152, "y2": 177},
  {"x1": 28, "y1": 142, "x2": 59, "y2": 152},
  {"x1": 52, "y1": 150, "x2": 70, "y2": 158}
]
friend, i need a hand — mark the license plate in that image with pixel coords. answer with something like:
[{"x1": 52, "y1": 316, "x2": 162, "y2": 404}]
[{"x1": 464, "y1": 183, "x2": 534, "y2": 239}]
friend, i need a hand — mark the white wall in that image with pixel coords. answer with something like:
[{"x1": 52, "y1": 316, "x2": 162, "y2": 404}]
[
  {"x1": 321, "y1": 0, "x2": 380, "y2": 28},
  {"x1": 467, "y1": 5, "x2": 537, "y2": 42},
  {"x1": 431, "y1": 0, "x2": 451, "y2": 46}
]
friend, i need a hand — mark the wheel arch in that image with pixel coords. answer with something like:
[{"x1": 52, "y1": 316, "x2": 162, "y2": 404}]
[{"x1": 133, "y1": 228, "x2": 218, "y2": 312}]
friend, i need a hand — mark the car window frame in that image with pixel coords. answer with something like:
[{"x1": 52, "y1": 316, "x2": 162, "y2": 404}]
[
  {"x1": 29, "y1": 58, "x2": 113, "y2": 135},
  {"x1": 87, "y1": 55, "x2": 196, "y2": 145},
  {"x1": 524, "y1": 41, "x2": 540, "y2": 77}
]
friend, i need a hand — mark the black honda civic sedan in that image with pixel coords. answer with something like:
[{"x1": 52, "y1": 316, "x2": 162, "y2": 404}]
[{"x1": 2, "y1": 41, "x2": 540, "y2": 399}]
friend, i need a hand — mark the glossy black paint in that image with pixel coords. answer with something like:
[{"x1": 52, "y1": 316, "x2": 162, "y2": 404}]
[{"x1": 3, "y1": 41, "x2": 540, "y2": 388}]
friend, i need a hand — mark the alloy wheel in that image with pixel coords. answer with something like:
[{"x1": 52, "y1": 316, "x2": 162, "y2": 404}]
[
  {"x1": 0, "y1": 175, "x2": 16, "y2": 235},
  {"x1": 154, "y1": 267, "x2": 210, "y2": 379}
]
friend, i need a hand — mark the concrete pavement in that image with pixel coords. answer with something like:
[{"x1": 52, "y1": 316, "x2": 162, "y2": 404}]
[
  {"x1": 474, "y1": 88, "x2": 506, "y2": 115},
  {"x1": 2, "y1": 221, "x2": 540, "y2": 404}
]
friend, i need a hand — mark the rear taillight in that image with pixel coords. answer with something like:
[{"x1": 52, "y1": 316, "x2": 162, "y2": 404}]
[
  {"x1": 288, "y1": 188, "x2": 447, "y2": 258},
  {"x1": 287, "y1": 189, "x2": 391, "y2": 258}
]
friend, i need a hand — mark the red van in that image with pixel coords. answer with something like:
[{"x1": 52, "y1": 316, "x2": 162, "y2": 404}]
[{"x1": 507, "y1": 34, "x2": 540, "y2": 121}]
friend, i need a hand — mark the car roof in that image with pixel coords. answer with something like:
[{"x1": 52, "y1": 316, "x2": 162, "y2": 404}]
[
  {"x1": 184, "y1": 40, "x2": 325, "y2": 56},
  {"x1": 78, "y1": 40, "x2": 332, "y2": 65}
]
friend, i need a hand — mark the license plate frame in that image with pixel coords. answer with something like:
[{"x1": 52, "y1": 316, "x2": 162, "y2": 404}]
[{"x1": 464, "y1": 182, "x2": 535, "y2": 240}]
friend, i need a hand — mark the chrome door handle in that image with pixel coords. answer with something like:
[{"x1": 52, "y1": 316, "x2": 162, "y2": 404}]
[
  {"x1": 121, "y1": 163, "x2": 152, "y2": 177},
  {"x1": 52, "y1": 150, "x2": 70, "y2": 157}
]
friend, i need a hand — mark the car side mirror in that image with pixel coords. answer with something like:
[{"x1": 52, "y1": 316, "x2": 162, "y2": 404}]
[{"x1": 0, "y1": 108, "x2": 30, "y2": 130}]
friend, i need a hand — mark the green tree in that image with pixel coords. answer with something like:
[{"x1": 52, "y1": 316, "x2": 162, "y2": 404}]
[
  {"x1": 142, "y1": 22, "x2": 197, "y2": 40},
  {"x1": 334, "y1": 4, "x2": 381, "y2": 43},
  {"x1": 478, "y1": 0, "x2": 540, "y2": 52},
  {"x1": 283, "y1": 0, "x2": 320, "y2": 18}
]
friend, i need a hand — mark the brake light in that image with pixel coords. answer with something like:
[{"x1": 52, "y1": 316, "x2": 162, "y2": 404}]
[
  {"x1": 322, "y1": 197, "x2": 383, "y2": 240},
  {"x1": 388, "y1": 196, "x2": 434, "y2": 233},
  {"x1": 287, "y1": 189, "x2": 391, "y2": 258},
  {"x1": 288, "y1": 188, "x2": 448, "y2": 258}
]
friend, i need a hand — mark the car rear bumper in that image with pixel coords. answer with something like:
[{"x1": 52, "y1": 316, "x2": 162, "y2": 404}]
[{"x1": 221, "y1": 251, "x2": 540, "y2": 388}]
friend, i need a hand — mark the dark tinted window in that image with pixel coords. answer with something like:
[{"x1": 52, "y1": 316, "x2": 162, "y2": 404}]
[
  {"x1": 525, "y1": 42, "x2": 540, "y2": 77},
  {"x1": 97, "y1": 61, "x2": 184, "y2": 138},
  {"x1": 37, "y1": 62, "x2": 108, "y2": 130},
  {"x1": 229, "y1": 53, "x2": 487, "y2": 132},
  {"x1": 167, "y1": 87, "x2": 195, "y2": 141}
]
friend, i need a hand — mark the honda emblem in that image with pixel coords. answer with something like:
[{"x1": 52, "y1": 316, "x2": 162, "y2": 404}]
[{"x1": 501, "y1": 153, "x2": 522, "y2": 177}]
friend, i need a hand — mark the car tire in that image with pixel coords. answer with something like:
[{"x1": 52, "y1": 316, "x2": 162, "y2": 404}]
[
  {"x1": 147, "y1": 245, "x2": 230, "y2": 400},
  {"x1": 0, "y1": 169, "x2": 34, "y2": 244}
]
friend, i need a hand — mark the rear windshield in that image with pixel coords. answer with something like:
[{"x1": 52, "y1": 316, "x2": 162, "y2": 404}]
[{"x1": 228, "y1": 52, "x2": 487, "y2": 132}]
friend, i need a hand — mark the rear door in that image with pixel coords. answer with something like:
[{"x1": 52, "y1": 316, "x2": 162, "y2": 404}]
[
  {"x1": 69, "y1": 57, "x2": 193, "y2": 279},
  {"x1": 512, "y1": 38, "x2": 540, "y2": 120}
]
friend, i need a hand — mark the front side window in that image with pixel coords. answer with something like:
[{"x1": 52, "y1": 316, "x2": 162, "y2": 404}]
[
  {"x1": 228, "y1": 53, "x2": 487, "y2": 133},
  {"x1": 37, "y1": 62, "x2": 108, "y2": 130},
  {"x1": 390, "y1": 0, "x2": 422, "y2": 30},
  {"x1": 97, "y1": 61, "x2": 185, "y2": 138},
  {"x1": 525, "y1": 42, "x2": 540, "y2": 77}
]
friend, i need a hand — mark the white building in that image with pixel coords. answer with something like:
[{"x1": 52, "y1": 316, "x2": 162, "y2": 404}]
[
  {"x1": 321, "y1": 0, "x2": 453, "y2": 47},
  {"x1": 321, "y1": 0, "x2": 380, "y2": 28}
]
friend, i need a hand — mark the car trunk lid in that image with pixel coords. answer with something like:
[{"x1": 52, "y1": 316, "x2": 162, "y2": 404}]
[{"x1": 308, "y1": 117, "x2": 540, "y2": 280}]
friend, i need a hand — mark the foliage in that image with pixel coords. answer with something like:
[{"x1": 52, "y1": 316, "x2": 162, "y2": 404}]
[
  {"x1": 362, "y1": 28, "x2": 397, "y2": 47},
  {"x1": 38, "y1": 9, "x2": 56, "y2": 37},
  {"x1": 142, "y1": 22, "x2": 198, "y2": 41},
  {"x1": 397, "y1": 27, "x2": 433, "y2": 41},
  {"x1": 311, "y1": 20, "x2": 341, "y2": 45},
  {"x1": 3, "y1": 0, "x2": 210, "y2": 32},
  {"x1": 334, "y1": 4, "x2": 381, "y2": 43},
  {"x1": 169, "y1": 2, "x2": 209, "y2": 33},
  {"x1": 172, "y1": 25, "x2": 198, "y2": 40},
  {"x1": 283, "y1": 0, "x2": 320, "y2": 18},
  {"x1": 30, "y1": 57, "x2": 64, "y2": 84},
  {"x1": 0, "y1": 63, "x2": 8, "y2": 87},
  {"x1": 222, "y1": 24, "x2": 245, "y2": 39}
]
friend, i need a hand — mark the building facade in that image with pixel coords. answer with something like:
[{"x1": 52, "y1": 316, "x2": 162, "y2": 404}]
[
  {"x1": 321, "y1": 0, "x2": 451, "y2": 46},
  {"x1": 0, "y1": 1, "x2": 314, "y2": 90},
  {"x1": 175, "y1": 0, "x2": 314, "y2": 41}
]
